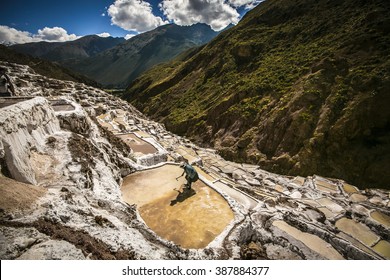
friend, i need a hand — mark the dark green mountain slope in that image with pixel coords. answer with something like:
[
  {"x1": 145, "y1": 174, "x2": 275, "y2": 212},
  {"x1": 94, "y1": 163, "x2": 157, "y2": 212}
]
[
  {"x1": 10, "y1": 41, "x2": 62, "y2": 57},
  {"x1": 125, "y1": 0, "x2": 390, "y2": 189},
  {"x1": 0, "y1": 44, "x2": 100, "y2": 87},
  {"x1": 64, "y1": 24, "x2": 220, "y2": 88},
  {"x1": 11, "y1": 35, "x2": 125, "y2": 62}
]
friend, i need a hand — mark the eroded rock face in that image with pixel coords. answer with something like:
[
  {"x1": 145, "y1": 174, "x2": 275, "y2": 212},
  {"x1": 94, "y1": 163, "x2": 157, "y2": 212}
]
[
  {"x1": 0, "y1": 97, "x2": 60, "y2": 184},
  {"x1": 0, "y1": 61, "x2": 389, "y2": 260}
]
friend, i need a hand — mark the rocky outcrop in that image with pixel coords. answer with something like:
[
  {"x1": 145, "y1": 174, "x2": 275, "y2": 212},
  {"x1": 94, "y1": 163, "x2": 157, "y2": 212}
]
[
  {"x1": 54, "y1": 99, "x2": 91, "y2": 135},
  {"x1": 0, "y1": 97, "x2": 60, "y2": 184}
]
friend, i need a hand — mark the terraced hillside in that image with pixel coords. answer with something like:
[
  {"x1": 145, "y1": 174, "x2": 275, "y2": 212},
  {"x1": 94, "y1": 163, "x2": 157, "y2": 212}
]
[{"x1": 1, "y1": 61, "x2": 389, "y2": 260}]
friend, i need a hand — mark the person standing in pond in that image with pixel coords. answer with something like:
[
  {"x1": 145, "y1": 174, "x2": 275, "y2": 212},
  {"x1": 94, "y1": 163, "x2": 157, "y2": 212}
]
[
  {"x1": 179, "y1": 161, "x2": 199, "y2": 190},
  {"x1": 0, "y1": 67, "x2": 15, "y2": 97}
]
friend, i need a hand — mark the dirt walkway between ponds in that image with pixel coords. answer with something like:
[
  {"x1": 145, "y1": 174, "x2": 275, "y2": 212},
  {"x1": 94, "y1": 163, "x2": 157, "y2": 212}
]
[{"x1": 121, "y1": 164, "x2": 234, "y2": 249}]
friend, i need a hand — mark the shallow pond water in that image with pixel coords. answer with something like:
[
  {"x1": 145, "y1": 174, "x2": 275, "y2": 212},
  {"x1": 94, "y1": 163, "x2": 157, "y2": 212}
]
[
  {"x1": 121, "y1": 164, "x2": 234, "y2": 249},
  {"x1": 117, "y1": 133, "x2": 157, "y2": 154}
]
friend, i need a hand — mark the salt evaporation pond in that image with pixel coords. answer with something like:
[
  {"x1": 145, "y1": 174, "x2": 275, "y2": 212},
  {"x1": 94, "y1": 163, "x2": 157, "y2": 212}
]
[
  {"x1": 117, "y1": 133, "x2": 157, "y2": 155},
  {"x1": 121, "y1": 164, "x2": 234, "y2": 249}
]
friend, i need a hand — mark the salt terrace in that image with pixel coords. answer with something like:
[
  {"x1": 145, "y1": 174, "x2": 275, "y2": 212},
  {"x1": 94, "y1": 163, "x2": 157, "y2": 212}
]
[
  {"x1": 117, "y1": 133, "x2": 157, "y2": 155},
  {"x1": 1, "y1": 61, "x2": 389, "y2": 260},
  {"x1": 49, "y1": 99, "x2": 75, "y2": 112}
]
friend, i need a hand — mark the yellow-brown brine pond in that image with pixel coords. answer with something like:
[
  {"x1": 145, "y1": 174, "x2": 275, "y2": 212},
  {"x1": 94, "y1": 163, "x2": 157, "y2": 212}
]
[{"x1": 121, "y1": 164, "x2": 234, "y2": 249}]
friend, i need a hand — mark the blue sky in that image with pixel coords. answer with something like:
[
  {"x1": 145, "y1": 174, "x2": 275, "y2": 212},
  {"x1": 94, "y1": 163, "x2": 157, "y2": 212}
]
[
  {"x1": 2, "y1": 0, "x2": 127, "y2": 38},
  {"x1": 1, "y1": 0, "x2": 263, "y2": 44}
]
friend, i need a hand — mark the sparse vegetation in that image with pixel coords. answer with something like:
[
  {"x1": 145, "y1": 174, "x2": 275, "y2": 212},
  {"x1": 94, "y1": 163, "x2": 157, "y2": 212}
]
[{"x1": 125, "y1": 0, "x2": 390, "y2": 189}]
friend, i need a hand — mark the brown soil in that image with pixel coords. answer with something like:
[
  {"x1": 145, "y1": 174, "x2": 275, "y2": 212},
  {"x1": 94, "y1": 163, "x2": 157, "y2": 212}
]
[
  {"x1": 0, "y1": 173, "x2": 139, "y2": 260},
  {"x1": 67, "y1": 133, "x2": 101, "y2": 188},
  {"x1": 0, "y1": 176, "x2": 46, "y2": 213},
  {"x1": 0, "y1": 219, "x2": 138, "y2": 260},
  {"x1": 240, "y1": 241, "x2": 268, "y2": 260},
  {"x1": 68, "y1": 133, "x2": 101, "y2": 171}
]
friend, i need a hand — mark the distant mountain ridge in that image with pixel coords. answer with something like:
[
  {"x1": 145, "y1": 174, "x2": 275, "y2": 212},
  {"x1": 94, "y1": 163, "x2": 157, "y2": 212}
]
[
  {"x1": 9, "y1": 24, "x2": 223, "y2": 88},
  {"x1": 63, "y1": 23, "x2": 221, "y2": 88},
  {"x1": 10, "y1": 35, "x2": 125, "y2": 62},
  {"x1": 0, "y1": 44, "x2": 101, "y2": 87},
  {"x1": 124, "y1": 0, "x2": 390, "y2": 189}
]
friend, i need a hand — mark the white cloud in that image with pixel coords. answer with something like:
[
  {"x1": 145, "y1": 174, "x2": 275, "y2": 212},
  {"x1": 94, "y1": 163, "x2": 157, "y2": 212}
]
[
  {"x1": 124, "y1": 34, "x2": 136, "y2": 40},
  {"x1": 108, "y1": 0, "x2": 168, "y2": 33},
  {"x1": 97, "y1": 32, "x2": 111, "y2": 38},
  {"x1": 159, "y1": 0, "x2": 240, "y2": 31},
  {"x1": 0, "y1": 25, "x2": 79, "y2": 45},
  {"x1": 228, "y1": 0, "x2": 258, "y2": 8},
  {"x1": 102, "y1": 13, "x2": 106, "y2": 16},
  {"x1": 0, "y1": 25, "x2": 36, "y2": 45},
  {"x1": 34, "y1": 27, "x2": 78, "y2": 42}
]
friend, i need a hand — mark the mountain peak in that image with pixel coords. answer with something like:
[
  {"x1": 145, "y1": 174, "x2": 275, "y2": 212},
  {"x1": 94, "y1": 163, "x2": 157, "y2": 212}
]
[{"x1": 64, "y1": 24, "x2": 220, "y2": 88}]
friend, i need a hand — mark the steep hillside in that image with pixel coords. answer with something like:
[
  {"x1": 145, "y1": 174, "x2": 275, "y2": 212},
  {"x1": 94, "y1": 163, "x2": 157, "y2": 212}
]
[
  {"x1": 125, "y1": 0, "x2": 390, "y2": 189},
  {"x1": 10, "y1": 35, "x2": 125, "y2": 62},
  {"x1": 65, "y1": 24, "x2": 220, "y2": 88},
  {"x1": 0, "y1": 45, "x2": 100, "y2": 87}
]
